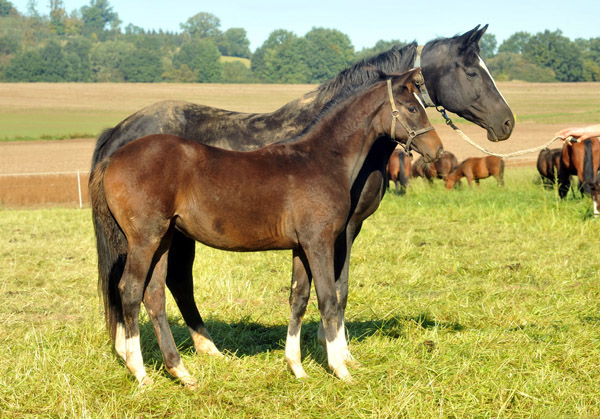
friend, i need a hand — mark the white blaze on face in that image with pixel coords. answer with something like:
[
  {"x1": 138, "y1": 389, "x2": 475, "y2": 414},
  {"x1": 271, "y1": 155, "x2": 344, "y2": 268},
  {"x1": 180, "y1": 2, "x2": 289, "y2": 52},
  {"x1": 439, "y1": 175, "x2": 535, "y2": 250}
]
[
  {"x1": 477, "y1": 54, "x2": 510, "y2": 108},
  {"x1": 413, "y1": 92, "x2": 426, "y2": 110}
]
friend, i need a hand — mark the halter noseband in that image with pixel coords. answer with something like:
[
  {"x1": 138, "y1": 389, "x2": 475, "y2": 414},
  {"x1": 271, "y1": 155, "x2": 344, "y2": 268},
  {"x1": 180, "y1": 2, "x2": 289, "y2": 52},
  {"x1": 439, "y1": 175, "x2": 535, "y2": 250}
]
[{"x1": 386, "y1": 78, "x2": 434, "y2": 154}]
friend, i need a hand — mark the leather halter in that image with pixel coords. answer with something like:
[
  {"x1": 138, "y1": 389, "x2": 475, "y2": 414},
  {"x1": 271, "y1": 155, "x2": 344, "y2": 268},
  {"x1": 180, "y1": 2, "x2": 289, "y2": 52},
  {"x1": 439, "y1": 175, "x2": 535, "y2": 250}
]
[
  {"x1": 411, "y1": 46, "x2": 436, "y2": 108},
  {"x1": 387, "y1": 78, "x2": 435, "y2": 154}
]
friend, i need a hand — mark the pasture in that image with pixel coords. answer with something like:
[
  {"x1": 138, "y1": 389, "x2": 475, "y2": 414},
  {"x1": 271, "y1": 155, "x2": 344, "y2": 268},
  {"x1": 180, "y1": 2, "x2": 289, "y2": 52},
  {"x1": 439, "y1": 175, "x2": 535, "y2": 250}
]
[
  {"x1": 2, "y1": 173, "x2": 600, "y2": 416},
  {"x1": 1, "y1": 81, "x2": 600, "y2": 416}
]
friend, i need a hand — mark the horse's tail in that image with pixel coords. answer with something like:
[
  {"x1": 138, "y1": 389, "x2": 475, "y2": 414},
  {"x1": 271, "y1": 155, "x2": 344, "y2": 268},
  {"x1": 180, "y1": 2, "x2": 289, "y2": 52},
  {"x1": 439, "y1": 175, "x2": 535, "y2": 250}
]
[
  {"x1": 499, "y1": 158, "x2": 505, "y2": 186},
  {"x1": 91, "y1": 127, "x2": 116, "y2": 172},
  {"x1": 398, "y1": 151, "x2": 409, "y2": 194},
  {"x1": 89, "y1": 159, "x2": 126, "y2": 342},
  {"x1": 583, "y1": 139, "x2": 594, "y2": 194}
]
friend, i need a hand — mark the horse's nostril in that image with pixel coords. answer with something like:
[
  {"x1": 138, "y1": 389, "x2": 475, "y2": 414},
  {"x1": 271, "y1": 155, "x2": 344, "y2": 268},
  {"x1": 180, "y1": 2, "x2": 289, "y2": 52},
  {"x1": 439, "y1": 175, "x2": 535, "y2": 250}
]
[{"x1": 503, "y1": 118, "x2": 513, "y2": 134}]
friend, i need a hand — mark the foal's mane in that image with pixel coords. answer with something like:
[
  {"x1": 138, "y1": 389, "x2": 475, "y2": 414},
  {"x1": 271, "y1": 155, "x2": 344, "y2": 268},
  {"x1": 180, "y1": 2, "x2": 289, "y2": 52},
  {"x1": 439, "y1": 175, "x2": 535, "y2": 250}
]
[
  {"x1": 275, "y1": 72, "x2": 392, "y2": 145},
  {"x1": 314, "y1": 42, "x2": 418, "y2": 104}
]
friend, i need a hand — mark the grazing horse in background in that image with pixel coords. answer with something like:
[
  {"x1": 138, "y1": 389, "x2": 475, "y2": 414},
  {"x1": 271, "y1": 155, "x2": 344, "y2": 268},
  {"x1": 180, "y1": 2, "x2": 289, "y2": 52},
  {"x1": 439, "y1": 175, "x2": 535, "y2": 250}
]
[
  {"x1": 411, "y1": 150, "x2": 459, "y2": 184},
  {"x1": 386, "y1": 148, "x2": 412, "y2": 194},
  {"x1": 90, "y1": 70, "x2": 443, "y2": 387},
  {"x1": 557, "y1": 138, "x2": 600, "y2": 198},
  {"x1": 90, "y1": 25, "x2": 515, "y2": 369},
  {"x1": 445, "y1": 156, "x2": 505, "y2": 189},
  {"x1": 536, "y1": 148, "x2": 562, "y2": 188}
]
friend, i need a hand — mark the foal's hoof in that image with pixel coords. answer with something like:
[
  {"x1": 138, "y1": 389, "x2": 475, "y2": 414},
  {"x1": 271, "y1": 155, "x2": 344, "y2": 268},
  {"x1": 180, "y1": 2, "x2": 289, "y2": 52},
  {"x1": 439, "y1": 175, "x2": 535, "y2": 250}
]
[
  {"x1": 181, "y1": 375, "x2": 198, "y2": 390},
  {"x1": 333, "y1": 365, "x2": 353, "y2": 383},
  {"x1": 139, "y1": 375, "x2": 154, "y2": 388}
]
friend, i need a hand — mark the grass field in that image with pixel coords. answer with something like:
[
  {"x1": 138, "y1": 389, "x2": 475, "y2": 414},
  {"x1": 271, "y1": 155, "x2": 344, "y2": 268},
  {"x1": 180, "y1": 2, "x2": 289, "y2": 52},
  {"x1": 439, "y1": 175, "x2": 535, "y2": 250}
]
[{"x1": 2, "y1": 169, "x2": 600, "y2": 417}]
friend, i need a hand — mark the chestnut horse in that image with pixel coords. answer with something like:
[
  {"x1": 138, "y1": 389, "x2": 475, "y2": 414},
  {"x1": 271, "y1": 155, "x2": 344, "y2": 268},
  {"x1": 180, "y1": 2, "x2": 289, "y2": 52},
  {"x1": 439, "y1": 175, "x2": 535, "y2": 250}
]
[
  {"x1": 90, "y1": 25, "x2": 514, "y2": 371},
  {"x1": 557, "y1": 138, "x2": 600, "y2": 198},
  {"x1": 536, "y1": 148, "x2": 562, "y2": 188},
  {"x1": 445, "y1": 156, "x2": 504, "y2": 189},
  {"x1": 386, "y1": 148, "x2": 412, "y2": 194},
  {"x1": 90, "y1": 70, "x2": 443, "y2": 387},
  {"x1": 411, "y1": 150, "x2": 459, "y2": 184}
]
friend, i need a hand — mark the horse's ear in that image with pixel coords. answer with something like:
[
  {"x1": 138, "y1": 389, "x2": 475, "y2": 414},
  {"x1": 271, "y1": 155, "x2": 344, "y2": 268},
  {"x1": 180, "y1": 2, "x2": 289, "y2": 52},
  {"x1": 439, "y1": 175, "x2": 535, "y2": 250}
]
[
  {"x1": 391, "y1": 67, "x2": 421, "y2": 91},
  {"x1": 458, "y1": 24, "x2": 488, "y2": 51}
]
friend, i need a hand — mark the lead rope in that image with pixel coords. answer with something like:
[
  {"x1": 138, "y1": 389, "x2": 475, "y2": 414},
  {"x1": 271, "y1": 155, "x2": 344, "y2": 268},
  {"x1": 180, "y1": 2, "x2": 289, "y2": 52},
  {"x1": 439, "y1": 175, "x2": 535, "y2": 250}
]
[{"x1": 436, "y1": 106, "x2": 566, "y2": 158}]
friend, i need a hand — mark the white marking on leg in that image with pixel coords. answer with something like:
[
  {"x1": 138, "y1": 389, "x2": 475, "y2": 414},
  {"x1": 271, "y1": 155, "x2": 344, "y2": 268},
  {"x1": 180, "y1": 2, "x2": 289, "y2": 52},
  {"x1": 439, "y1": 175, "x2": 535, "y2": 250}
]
[
  {"x1": 285, "y1": 328, "x2": 307, "y2": 378},
  {"x1": 189, "y1": 327, "x2": 223, "y2": 357},
  {"x1": 114, "y1": 322, "x2": 127, "y2": 361},
  {"x1": 594, "y1": 197, "x2": 599, "y2": 217},
  {"x1": 478, "y1": 55, "x2": 510, "y2": 108},
  {"x1": 325, "y1": 323, "x2": 352, "y2": 381},
  {"x1": 125, "y1": 335, "x2": 150, "y2": 386}
]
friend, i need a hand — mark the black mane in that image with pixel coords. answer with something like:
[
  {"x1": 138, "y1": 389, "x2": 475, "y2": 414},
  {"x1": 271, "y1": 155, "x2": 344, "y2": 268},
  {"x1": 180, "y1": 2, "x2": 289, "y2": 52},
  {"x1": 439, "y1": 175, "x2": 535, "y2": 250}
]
[{"x1": 315, "y1": 42, "x2": 418, "y2": 103}]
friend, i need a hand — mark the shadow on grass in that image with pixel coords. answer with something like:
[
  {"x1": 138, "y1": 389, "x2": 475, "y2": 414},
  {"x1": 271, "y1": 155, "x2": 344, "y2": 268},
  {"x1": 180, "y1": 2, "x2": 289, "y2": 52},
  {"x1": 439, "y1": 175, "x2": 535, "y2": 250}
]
[{"x1": 139, "y1": 312, "x2": 464, "y2": 364}]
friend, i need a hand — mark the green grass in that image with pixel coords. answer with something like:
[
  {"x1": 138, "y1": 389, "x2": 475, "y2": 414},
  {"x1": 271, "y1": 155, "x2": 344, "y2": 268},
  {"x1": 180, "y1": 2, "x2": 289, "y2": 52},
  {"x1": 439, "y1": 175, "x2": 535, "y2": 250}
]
[
  {"x1": 0, "y1": 110, "x2": 126, "y2": 141},
  {"x1": 2, "y1": 168, "x2": 600, "y2": 417}
]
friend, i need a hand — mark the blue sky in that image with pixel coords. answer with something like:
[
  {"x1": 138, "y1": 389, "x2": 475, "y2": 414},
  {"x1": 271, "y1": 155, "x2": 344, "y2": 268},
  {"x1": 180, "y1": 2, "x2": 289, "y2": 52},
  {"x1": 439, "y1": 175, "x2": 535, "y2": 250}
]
[{"x1": 9, "y1": 0, "x2": 600, "y2": 52}]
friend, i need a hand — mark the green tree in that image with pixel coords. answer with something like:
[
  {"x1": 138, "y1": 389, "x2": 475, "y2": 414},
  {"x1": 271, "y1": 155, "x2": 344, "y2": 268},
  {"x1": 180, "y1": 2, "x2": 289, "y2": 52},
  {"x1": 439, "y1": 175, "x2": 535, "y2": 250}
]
[
  {"x1": 0, "y1": 0, "x2": 17, "y2": 16},
  {"x1": 498, "y1": 31, "x2": 531, "y2": 54},
  {"x1": 303, "y1": 27, "x2": 354, "y2": 83},
  {"x1": 49, "y1": 0, "x2": 66, "y2": 35},
  {"x1": 263, "y1": 36, "x2": 310, "y2": 83},
  {"x1": 80, "y1": 0, "x2": 120, "y2": 39},
  {"x1": 121, "y1": 48, "x2": 162, "y2": 82},
  {"x1": 64, "y1": 37, "x2": 92, "y2": 81},
  {"x1": 89, "y1": 39, "x2": 135, "y2": 81},
  {"x1": 173, "y1": 39, "x2": 222, "y2": 82},
  {"x1": 180, "y1": 12, "x2": 221, "y2": 39},
  {"x1": 252, "y1": 29, "x2": 302, "y2": 82},
  {"x1": 3, "y1": 49, "x2": 43, "y2": 80},
  {"x1": 486, "y1": 52, "x2": 556, "y2": 82},
  {"x1": 523, "y1": 30, "x2": 583, "y2": 81},
  {"x1": 479, "y1": 33, "x2": 497, "y2": 59},
  {"x1": 222, "y1": 28, "x2": 250, "y2": 58}
]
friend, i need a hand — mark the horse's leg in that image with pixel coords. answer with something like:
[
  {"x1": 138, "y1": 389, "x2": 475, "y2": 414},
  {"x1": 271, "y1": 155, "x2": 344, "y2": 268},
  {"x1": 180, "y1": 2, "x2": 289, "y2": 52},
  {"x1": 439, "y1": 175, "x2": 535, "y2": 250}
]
[
  {"x1": 304, "y1": 237, "x2": 351, "y2": 381},
  {"x1": 285, "y1": 250, "x2": 312, "y2": 379},
  {"x1": 166, "y1": 232, "x2": 221, "y2": 356},
  {"x1": 143, "y1": 244, "x2": 198, "y2": 389},
  {"x1": 119, "y1": 243, "x2": 158, "y2": 387}
]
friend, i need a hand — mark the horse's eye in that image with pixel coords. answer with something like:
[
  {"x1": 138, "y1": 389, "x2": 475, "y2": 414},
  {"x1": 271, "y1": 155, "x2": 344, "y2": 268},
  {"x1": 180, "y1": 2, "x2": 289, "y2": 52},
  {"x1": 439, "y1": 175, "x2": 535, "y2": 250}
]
[
  {"x1": 466, "y1": 70, "x2": 478, "y2": 78},
  {"x1": 407, "y1": 106, "x2": 417, "y2": 114}
]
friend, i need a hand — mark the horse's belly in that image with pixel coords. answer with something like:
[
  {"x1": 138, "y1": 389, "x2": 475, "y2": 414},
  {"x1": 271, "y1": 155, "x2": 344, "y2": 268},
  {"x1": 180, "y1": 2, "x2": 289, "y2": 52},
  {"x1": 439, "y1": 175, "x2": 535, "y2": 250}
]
[{"x1": 175, "y1": 212, "x2": 296, "y2": 252}]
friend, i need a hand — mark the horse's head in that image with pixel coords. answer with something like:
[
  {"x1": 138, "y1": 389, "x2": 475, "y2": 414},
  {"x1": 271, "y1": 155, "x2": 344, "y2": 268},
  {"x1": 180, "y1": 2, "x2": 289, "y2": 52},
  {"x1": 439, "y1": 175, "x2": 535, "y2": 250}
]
[
  {"x1": 421, "y1": 25, "x2": 515, "y2": 142},
  {"x1": 385, "y1": 68, "x2": 444, "y2": 163}
]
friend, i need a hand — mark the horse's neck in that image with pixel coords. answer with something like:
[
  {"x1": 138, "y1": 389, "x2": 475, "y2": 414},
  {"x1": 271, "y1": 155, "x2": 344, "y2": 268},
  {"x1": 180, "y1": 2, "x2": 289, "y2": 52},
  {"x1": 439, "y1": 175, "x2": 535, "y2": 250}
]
[{"x1": 294, "y1": 90, "x2": 386, "y2": 185}]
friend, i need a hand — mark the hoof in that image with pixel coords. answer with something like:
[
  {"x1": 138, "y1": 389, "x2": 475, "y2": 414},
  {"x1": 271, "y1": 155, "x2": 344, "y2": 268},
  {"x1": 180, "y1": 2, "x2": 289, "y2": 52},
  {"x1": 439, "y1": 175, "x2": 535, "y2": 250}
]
[
  {"x1": 181, "y1": 375, "x2": 198, "y2": 390},
  {"x1": 333, "y1": 365, "x2": 353, "y2": 383},
  {"x1": 139, "y1": 375, "x2": 154, "y2": 388}
]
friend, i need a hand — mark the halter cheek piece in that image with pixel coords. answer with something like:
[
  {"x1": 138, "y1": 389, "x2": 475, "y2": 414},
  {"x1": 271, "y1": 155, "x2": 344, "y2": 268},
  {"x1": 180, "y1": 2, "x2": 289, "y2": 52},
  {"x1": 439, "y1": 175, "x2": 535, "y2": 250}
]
[{"x1": 386, "y1": 78, "x2": 434, "y2": 154}]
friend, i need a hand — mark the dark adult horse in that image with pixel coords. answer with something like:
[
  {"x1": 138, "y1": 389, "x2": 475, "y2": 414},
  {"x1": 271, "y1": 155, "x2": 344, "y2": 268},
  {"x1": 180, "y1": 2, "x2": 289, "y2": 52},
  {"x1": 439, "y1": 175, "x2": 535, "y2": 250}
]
[
  {"x1": 386, "y1": 148, "x2": 412, "y2": 194},
  {"x1": 411, "y1": 150, "x2": 459, "y2": 184},
  {"x1": 90, "y1": 70, "x2": 443, "y2": 387},
  {"x1": 557, "y1": 138, "x2": 600, "y2": 198},
  {"x1": 536, "y1": 148, "x2": 562, "y2": 188},
  {"x1": 90, "y1": 25, "x2": 515, "y2": 370},
  {"x1": 445, "y1": 156, "x2": 504, "y2": 189}
]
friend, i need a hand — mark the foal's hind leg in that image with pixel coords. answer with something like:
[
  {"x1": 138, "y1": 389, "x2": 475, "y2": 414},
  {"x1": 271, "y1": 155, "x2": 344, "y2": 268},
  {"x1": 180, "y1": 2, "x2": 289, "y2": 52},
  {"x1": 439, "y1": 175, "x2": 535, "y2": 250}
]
[
  {"x1": 144, "y1": 245, "x2": 197, "y2": 389},
  {"x1": 119, "y1": 244, "x2": 159, "y2": 387},
  {"x1": 166, "y1": 232, "x2": 221, "y2": 356},
  {"x1": 285, "y1": 250, "x2": 312, "y2": 379}
]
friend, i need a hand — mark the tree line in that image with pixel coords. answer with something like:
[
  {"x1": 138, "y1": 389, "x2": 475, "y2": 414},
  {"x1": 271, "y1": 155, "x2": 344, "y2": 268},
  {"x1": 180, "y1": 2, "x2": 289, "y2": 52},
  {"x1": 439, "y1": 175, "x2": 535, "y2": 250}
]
[{"x1": 1, "y1": 0, "x2": 599, "y2": 84}]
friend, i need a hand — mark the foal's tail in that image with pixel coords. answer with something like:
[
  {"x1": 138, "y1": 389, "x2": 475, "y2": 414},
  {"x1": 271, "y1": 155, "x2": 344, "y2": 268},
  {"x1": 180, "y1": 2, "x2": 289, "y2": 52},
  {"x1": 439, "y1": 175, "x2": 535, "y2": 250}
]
[
  {"x1": 89, "y1": 159, "x2": 127, "y2": 342},
  {"x1": 583, "y1": 139, "x2": 595, "y2": 194}
]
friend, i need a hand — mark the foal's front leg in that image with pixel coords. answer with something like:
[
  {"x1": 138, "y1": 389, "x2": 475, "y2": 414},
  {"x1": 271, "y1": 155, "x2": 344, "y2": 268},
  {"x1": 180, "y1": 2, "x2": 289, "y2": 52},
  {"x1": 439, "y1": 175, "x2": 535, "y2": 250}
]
[{"x1": 304, "y1": 239, "x2": 352, "y2": 381}]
